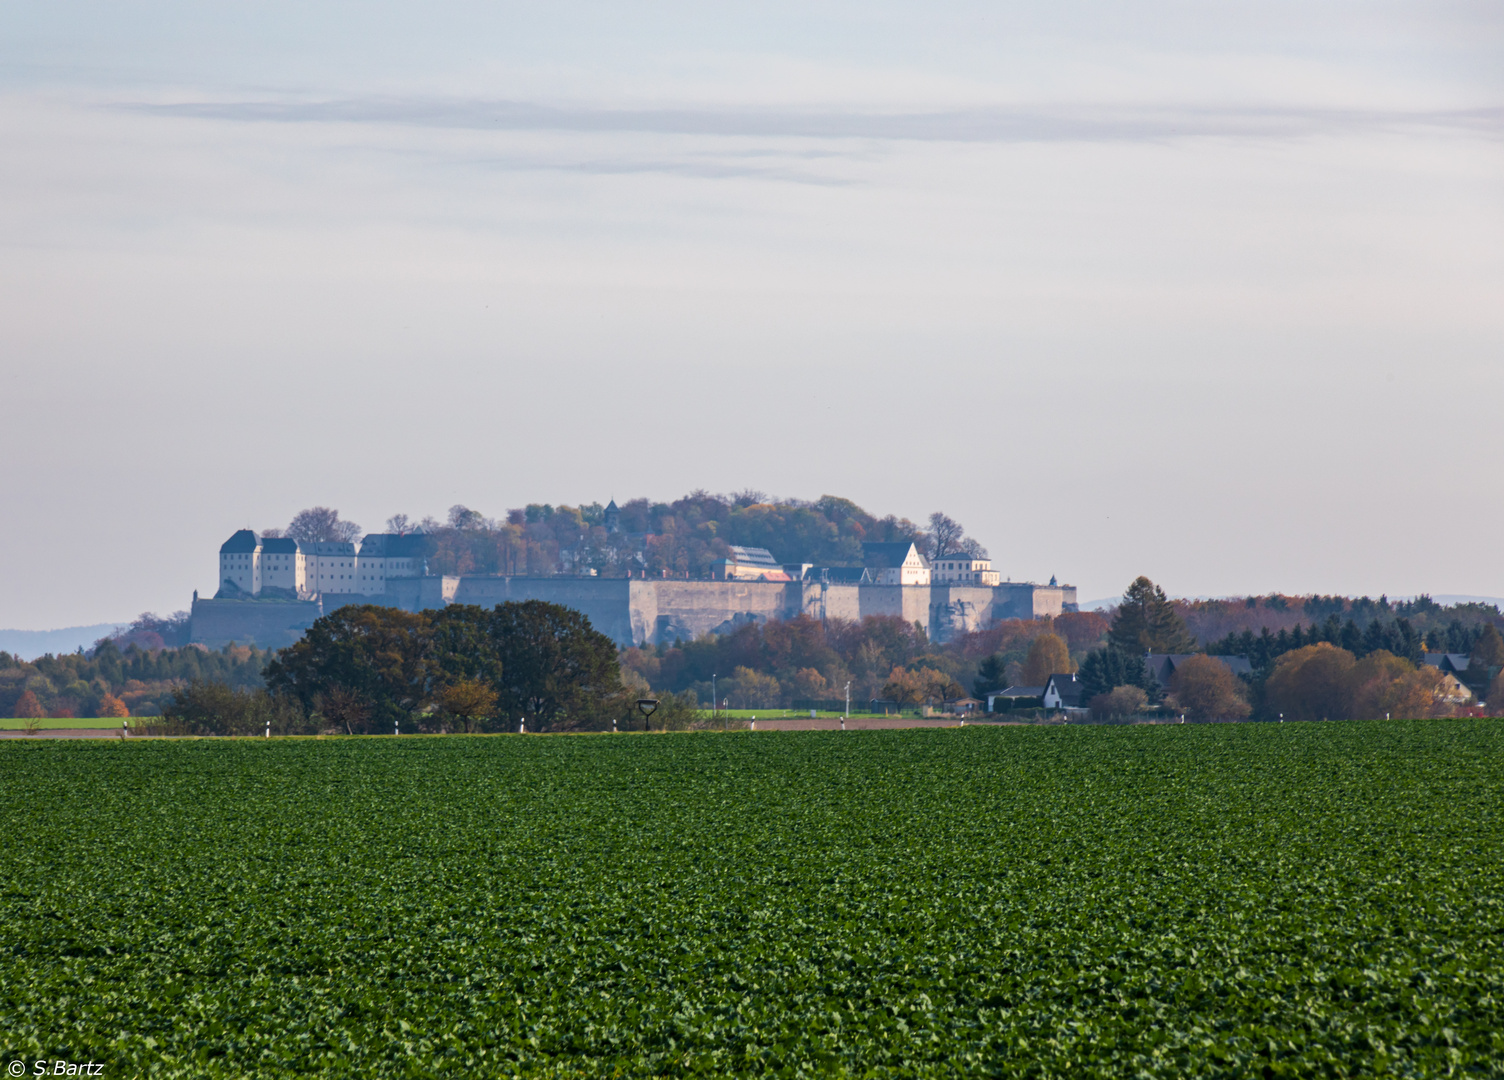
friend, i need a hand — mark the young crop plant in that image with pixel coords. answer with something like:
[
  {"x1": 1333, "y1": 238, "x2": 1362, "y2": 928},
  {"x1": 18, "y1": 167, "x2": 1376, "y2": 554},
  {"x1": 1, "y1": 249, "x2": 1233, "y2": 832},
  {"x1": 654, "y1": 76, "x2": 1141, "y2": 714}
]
[{"x1": 1, "y1": 720, "x2": 1501, "y2": 1078}]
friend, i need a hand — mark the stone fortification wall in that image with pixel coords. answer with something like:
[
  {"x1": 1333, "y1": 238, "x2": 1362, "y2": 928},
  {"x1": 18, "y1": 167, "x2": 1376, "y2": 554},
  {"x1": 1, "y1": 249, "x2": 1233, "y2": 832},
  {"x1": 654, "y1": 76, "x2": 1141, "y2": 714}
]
[
  {"x1": 445, "y1": 577, "x2": 637, "y2": 646},
  {"x1": 191, "y1": 577, "x2": 1078, "y2": 651},
  {"x1": 631, "y1": 580, "x2": 804, "y2": 645},
  {"x1": 189, "y1": 597, "x2": 323, "y2": 650}
]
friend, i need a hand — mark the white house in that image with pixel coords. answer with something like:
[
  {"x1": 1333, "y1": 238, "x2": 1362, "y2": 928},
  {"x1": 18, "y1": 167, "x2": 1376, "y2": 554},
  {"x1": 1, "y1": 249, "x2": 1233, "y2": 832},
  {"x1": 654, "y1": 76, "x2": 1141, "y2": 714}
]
[
  {"x1": 931, "y1": 554, "x2": 1002, "y2": 586},
  {"x1": 1042, "y1": 673, "x2": 1085, "y2": 709}
]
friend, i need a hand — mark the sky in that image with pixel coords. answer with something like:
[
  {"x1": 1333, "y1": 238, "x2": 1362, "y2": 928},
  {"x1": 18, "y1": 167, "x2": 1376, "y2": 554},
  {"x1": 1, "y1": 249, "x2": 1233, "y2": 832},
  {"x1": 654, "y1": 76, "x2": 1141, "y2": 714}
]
[{"x1": 1, "y1": 1, "x2": 1502, "y2": 629}]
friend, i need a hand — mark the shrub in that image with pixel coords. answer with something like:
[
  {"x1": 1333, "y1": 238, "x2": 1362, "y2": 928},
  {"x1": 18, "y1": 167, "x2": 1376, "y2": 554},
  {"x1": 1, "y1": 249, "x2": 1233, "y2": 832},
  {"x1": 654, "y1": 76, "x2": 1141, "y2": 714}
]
[{"x1": 1089, "y1": 685, "x2": 1148, "y2": 721}]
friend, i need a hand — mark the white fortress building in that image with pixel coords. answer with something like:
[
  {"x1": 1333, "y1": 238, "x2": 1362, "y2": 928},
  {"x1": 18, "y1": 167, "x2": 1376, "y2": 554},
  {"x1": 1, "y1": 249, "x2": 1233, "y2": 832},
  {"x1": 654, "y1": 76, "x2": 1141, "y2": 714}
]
[
  {"x1": 200, "y1": 529, "x2": 1075, "y2": 651},
  {"x1": 216, "y1": 530, "x2": 426, "y2": 600}
]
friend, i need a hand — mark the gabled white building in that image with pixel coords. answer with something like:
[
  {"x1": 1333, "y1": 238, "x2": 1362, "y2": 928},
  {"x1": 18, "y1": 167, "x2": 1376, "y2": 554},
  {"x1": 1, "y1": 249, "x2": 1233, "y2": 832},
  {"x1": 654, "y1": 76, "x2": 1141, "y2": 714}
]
[
  {"x1": 931, "y1": 554, "x2": 1001, "y2": 586},
  {"x1": 861, "y1": 541, "x2": 931, "y2": 585},
  {"x1": 215, "y1": 531, "x2": 426, "y2": 600}
]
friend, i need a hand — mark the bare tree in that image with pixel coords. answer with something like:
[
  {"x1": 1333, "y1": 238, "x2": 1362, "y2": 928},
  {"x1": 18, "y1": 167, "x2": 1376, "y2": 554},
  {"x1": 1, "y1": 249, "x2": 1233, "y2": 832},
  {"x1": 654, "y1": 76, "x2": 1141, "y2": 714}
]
[
  {"x1": 927, "y1": 512, "x2": 965, "y2": 558},
  {"x1": 384, "y1": 514, "x2": 411, "y2": 536},
  {"x1": 261, "y1": 527, "x2": 282, "y2": 538},
  {"x1": 959, "y1": 536, "x2": 989, "y2": 559},
  {"x1": 287, "y1": 507, "x2": 362, "y2": 545},
  {"x1": 448, "y1": 504, "x2": 487, "y2": 530},
  {"x1": 316, "y1": 685, "x2": 371, "y2": 736},
  {"x1": 729, "y1": 489, "x2": 768, "y2": 508}
]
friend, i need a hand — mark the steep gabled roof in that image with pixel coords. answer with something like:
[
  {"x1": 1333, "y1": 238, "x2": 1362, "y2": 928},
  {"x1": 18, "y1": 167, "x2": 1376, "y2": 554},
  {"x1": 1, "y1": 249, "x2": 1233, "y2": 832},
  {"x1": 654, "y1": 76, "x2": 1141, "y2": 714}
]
[
  {"x1": 219, "y1": 529, "x2": 260, "y2": 554},
  {"x1": 1145, "y1": 654, "x2": 1253, "y2": 683},
  {"x1": 1044, "y1": 673, "x2": 1085, "y2": 706},
  {"x1": 1424, "y1": 653, "x2": 1471, "y2": 672},
  {"x1": 260, "y1": 537, "x2": 301, "y2": 554},
  {"x1": 358, "y1": 533, "x2": 427, "y2": 558},
  {"x1": 862, "y1": 541, "x2": 928, "y2": 569},
  {"x1": 304, "y1": 541, "x2": 357, "y2": 556}
]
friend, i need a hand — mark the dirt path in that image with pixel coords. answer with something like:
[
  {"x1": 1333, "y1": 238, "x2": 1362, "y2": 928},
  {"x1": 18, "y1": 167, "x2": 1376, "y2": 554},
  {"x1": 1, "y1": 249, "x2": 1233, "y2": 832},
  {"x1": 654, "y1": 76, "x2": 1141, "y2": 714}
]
[
  {"x1": 734, "y1": 717, "x2": 1003, "y2": 731},
  {"x1": 0, "y1": 728, "x2": 136, "y2": 740}
]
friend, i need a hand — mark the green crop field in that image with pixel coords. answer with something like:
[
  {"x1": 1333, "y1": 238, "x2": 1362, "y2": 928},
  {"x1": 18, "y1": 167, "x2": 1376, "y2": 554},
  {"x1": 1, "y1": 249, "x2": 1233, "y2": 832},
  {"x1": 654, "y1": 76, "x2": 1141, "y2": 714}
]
[{"x1": 1, "y1": 722, "x2": 1501, "y2": 1078}]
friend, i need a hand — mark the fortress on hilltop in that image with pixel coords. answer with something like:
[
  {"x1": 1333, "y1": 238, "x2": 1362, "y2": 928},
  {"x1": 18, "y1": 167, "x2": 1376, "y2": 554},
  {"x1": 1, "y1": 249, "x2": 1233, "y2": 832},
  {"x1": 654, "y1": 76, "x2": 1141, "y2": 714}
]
[{"x1": 191, "y1": 528, "x2": 1076, "y2": 650}]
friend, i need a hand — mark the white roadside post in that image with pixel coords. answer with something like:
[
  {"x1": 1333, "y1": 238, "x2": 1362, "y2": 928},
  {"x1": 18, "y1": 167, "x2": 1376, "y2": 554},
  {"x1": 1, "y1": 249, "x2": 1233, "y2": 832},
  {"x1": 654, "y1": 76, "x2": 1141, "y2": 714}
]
[
  {"x1": 123, "y1": 718, "x2": 128, "y2": 739},
  {"x1": 265, "y1": 718, "x2": 270, "y2": 739}
]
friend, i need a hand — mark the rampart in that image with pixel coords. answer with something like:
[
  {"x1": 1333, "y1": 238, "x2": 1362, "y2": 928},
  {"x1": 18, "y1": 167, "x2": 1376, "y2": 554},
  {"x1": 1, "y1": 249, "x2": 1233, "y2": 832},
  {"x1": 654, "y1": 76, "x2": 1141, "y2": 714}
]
[
  {"x1": 189, "y1": 597, "x2": 324, "y2": 650},
  {"x1": 191, "y1": 578, "x2": 1078, "y2": 649}
]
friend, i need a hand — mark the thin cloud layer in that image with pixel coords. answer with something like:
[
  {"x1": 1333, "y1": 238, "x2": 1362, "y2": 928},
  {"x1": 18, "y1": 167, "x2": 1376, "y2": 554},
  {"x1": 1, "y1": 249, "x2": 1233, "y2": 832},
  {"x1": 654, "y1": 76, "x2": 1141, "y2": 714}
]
[{"x1": 131, "y1": 98, "x2": 1504, "y2": 144}]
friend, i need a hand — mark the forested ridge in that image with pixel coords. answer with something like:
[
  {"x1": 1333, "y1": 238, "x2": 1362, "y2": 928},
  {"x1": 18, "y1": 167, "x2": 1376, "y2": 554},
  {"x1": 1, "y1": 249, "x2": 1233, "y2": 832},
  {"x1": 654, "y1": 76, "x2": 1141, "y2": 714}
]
[{"x1": 290, "y1": 493, "x2": 973, "y2": 579}]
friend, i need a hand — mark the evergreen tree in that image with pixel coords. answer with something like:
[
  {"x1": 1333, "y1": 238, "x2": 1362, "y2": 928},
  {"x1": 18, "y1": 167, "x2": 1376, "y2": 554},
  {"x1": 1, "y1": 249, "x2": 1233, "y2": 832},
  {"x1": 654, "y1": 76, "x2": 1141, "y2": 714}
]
[
  {"x1": 1471, "y1": 624, "x2": 1504, "y2": 668},
  {"x1": 972, "y1": 654, "x2": 1009, "y2": 698},
  {"x1": 1077, "y1": 648, "x2": 1152, "y2": 701},
  {"x1": 1108, "y1": 577, "x2": 1195, "y2": 655}
]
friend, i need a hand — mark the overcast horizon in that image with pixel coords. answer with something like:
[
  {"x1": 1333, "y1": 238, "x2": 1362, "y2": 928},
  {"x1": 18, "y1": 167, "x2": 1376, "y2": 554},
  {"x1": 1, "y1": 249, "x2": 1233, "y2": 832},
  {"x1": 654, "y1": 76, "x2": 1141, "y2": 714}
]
[{"x1": 2, "y1": 2, "x2": 1502, "y2": 630}]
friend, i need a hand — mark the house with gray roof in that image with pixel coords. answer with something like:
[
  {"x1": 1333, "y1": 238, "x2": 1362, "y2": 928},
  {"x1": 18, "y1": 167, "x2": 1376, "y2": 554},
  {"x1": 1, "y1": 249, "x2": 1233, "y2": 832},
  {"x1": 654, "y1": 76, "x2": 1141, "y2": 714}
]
[
  {"x1": 861, "y1": 541, "x2": 931, "y2": 585},
  {"x1": 1144, "y1": 654, "x2": 1253, "y2": 685}
]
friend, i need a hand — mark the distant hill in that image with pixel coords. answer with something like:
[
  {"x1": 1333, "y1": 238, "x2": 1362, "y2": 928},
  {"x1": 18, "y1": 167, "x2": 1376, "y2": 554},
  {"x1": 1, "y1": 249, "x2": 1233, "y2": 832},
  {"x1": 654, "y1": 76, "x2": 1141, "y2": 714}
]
[{"x1": 0, "y1": 623, "x2": 126, "y2": 661}]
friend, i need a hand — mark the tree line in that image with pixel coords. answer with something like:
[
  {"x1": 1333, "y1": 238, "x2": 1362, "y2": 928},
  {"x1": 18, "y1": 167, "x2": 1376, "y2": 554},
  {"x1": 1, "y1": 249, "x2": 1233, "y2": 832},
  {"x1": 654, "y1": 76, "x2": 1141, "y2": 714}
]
[
  {"x1": 0, "y1": 640, "x2": 270, "y2": 720},
  {"x1": 270, "y1": 493, "x2": 983, "y2": 581},
  {"x1": 155, "y1": 601, "x2": 634, "y2": 736},
  {"x1": 1068, "y1": 577, "x2": 1504, "y2": 721}
]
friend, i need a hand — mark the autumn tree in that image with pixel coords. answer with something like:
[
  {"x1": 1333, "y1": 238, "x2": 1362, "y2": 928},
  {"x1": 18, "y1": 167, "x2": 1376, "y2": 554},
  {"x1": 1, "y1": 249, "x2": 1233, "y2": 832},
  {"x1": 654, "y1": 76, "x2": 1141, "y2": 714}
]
[
  {"x1": 790, "y1": 667, "x2": 829, "y2": 699},
  {"x1": 438, "y1": 679, "x2": 499, "y2": 733},
  {"x1": 13, "y1": 690, "x2": 43, "y2": 718},
  {"x1": 1488, "y1": 669, "x2": 1504, "y2": 713},
  {"x1": 1089, "y1": 685, "x2": 1147, "y2": 721},
  {"x1": 881, "y1": 666, "x2": 965, "y2": 705},
  {"x1": 482, "y1": 601, "x2": 626, "y2": 729},
  {"x1": 1166, "y1": 656, "x2": 1250, "y2": 720},
  {"x1": 1260, "y1": 644, "x2": 1448, "y2": 721},
  {"x1": 1020, "y1": 633, "x2": 1073, "y2": 686},
  {"x1": 264, "y1": 605, "x2": 431, "y2": 730},
  {"x1": 1349, "y1": 651, "x2": 1447, "y2": 720},
  {"x1": 96, "y1": 693, "x2": 129, "y2": 718},
  {"x1": 1264, "y1": 643, "x2": 1357, "y2": 721},
  {"x1": 730, "y1": 666, "x2": 782, "y2": 708},
  {"x1": 1109, "y1": 576, "x2": 1196, "y2": 654}
]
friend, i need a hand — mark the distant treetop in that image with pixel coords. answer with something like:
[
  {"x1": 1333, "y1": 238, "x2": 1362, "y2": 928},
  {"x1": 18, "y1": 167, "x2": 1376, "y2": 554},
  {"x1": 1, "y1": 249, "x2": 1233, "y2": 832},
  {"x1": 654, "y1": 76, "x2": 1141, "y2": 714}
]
[{"x1": 356, "y1": 492, "x2": 987, "y2": 580}]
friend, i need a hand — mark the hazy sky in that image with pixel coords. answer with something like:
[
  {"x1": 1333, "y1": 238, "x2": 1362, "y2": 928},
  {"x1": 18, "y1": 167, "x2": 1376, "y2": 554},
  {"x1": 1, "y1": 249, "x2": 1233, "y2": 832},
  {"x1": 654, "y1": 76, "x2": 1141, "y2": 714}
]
[{"x1": 2, "y1": 2, "x2": 1502, "y2": 627}]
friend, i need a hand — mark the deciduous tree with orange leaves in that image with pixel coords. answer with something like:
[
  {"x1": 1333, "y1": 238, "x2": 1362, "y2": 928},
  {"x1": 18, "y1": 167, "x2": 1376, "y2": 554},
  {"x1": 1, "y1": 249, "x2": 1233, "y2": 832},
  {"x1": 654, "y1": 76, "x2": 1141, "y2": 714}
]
[{"x1": 1167, "y1": 656, "x2": 1250, "y2": 720}]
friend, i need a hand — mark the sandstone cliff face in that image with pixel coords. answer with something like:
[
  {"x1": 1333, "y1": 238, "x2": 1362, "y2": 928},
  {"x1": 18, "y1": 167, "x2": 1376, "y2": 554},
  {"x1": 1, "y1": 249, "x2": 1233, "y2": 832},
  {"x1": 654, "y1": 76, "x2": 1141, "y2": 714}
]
[{"x1": 192, "y1": 578, "x2": 1077, "y2": 649}]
